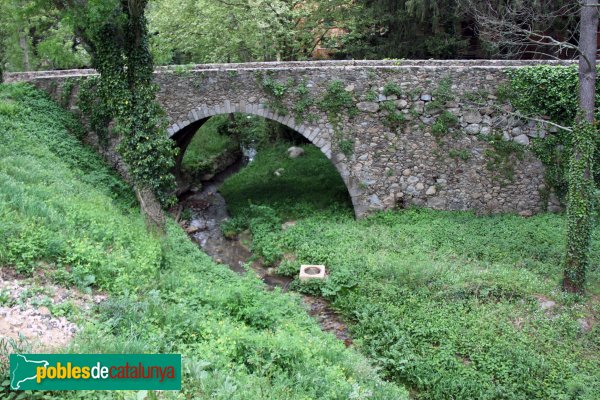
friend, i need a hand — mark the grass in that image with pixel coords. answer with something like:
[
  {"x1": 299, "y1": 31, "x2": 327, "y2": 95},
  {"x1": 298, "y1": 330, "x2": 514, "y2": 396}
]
[
  {"x1": 221, "y1": 143, "x2": 353, "y2": 221},
  {"x1": 0, "y1": 83, "x2": 407, "y2": 399},
  {"x1": 221, "y1": 142, "x2": 600, "y2": 400},
  {"x1": 181, "y1": 115, "x2": 238, "y2": 177}
]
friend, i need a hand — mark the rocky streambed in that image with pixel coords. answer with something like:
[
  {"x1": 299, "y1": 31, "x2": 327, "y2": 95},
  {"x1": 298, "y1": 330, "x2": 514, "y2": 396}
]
[{"x1": 176, "y1": 161, "x2": 352, "y2": 345}]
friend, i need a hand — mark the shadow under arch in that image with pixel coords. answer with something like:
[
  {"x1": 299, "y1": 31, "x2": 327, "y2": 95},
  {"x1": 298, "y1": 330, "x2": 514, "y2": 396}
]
[{"x1": 167, "y1": 101, "x2": 360, "y2": 217}]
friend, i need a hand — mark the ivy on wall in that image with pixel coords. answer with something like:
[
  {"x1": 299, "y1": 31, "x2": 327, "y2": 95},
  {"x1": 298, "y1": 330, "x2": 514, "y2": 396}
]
[{"x1": 507, "y1": 65, "x2": 600, "y2": 198}]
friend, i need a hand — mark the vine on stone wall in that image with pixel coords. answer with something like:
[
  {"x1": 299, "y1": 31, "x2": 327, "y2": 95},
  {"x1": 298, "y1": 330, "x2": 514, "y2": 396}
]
[
  {"x1": 255, "y1": 71, "x2": 290, "y2": 116},
  {"x1": 319, "y1": 80, "x2": 357, "y2": 156},
  {"x1": 60, "y1": 78, "x2": 77, "y2": 108},
  {"x1": 292, "y1": 79, "x2": 315, "y2": 123},
  {"x1": 507, "y1": 65, "x2": 600, "y2": 198}
]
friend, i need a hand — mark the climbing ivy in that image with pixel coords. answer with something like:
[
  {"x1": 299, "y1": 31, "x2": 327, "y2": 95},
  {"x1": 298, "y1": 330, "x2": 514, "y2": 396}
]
[
  {"x1": 255, "y1": 71, "x2": 290, "y2": 116},
  {"x1": 78, "y1": 76, "x2": 111, "y2": 145},
  {"x1": 564, "y1": 120, "x2": 596, "y2": 292},
  {"x1": 481, "y1": 133, "x2": 525, "y2": 183},
  {"x1": 380, "y1": 100, "x2": 405, "y2": 129},
  {"x1": 507, "y1": 65, "x2": 600, "y2": 197},
  {"x1": 318, "y1": 80, "x2": 357, "y2": 155},
  {"x1": 59, "y1": 78, "x2": 77, "y2": 108},
  {"x1": 70, "y1": 0, "x2": 177, "y2": 227},
  {"x1": 292, "y1": 79, "x2": 315, "y2": 123}
]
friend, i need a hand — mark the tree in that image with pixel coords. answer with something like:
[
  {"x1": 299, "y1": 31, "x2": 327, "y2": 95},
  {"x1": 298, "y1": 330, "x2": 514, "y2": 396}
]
[
  {"x1": 564, "y1": 0, "x2": 597, "y2": 293},
  {"x1": 0, "y1": 0, "x2": 89, "y2": 73},
  {"x1": 146, "y1": 0, "x2": 358, "y2": 64},
  {"x1": 49, "y1": 0, "x2": 177, "y2": 230},
  {"x1": 462, "y1": 0, "x2": 598, "y2": 293}
]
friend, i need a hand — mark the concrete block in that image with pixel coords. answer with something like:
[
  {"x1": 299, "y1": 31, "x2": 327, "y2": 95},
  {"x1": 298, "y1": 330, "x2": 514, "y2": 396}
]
[{"x1": 299, "y1": 265, "x2": 326, "y2": 281}]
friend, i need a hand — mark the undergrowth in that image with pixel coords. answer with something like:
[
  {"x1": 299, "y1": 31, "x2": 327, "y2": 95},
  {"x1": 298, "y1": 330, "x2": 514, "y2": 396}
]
[
  {"x1": 0, "y1": 83, "x2": 407, "y2": 399},
  {"x1": 221, "y1": 138, "x2": 600, "y2": 400}
]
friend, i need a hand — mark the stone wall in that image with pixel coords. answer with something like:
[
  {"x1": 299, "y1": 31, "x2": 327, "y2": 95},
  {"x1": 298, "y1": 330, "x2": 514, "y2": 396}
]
[{"x1": 6, "y1": 60, "x2": 568, "y2": 217}]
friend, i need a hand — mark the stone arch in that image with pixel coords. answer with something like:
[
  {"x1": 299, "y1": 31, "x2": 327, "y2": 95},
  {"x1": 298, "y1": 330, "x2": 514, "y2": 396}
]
[{"x1": 167, "y1": 101, "x2": 362, "y2": 217}]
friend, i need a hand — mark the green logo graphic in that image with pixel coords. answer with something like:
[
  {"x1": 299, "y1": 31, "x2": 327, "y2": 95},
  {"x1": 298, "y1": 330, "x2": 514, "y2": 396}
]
[{"x1": 10, "y1": 354, "x2": 181, "y2": 391}]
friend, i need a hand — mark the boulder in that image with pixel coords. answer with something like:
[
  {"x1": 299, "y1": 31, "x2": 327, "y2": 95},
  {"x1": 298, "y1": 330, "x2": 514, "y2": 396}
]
[{"x1": 287, "y1": 147, "x2": 305, "y2": 158}]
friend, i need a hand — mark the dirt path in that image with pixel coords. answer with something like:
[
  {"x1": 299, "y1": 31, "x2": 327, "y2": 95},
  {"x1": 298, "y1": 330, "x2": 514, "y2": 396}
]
[{"x1": 0, "y1": 267, "x2": 106, "y2": 352}]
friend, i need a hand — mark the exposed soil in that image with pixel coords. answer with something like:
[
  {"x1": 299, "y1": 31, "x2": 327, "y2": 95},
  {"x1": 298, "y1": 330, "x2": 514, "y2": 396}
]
[{"x1": 0, "y1": 267, "x2": 106, "y2": 352}]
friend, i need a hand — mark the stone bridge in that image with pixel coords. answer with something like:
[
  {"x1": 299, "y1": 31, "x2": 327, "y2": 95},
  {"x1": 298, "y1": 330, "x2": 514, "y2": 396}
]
[{"x1": 6, "y1": 60, "x2": 567, "y2": 217}]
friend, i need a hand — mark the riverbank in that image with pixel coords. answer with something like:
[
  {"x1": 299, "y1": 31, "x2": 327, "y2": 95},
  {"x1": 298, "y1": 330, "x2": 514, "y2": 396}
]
[
  {"x1": 219, "y1": 143, "x2": 600, "y2": 399},
  {"x1": 0, "y1": 83, "x2": 407, "y2": 399}
]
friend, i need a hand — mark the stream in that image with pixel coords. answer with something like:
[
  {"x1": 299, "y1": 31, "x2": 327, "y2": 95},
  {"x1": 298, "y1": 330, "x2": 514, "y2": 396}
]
[{"x1": 177, "y1": 159, "x2": 352, "y2": 346}]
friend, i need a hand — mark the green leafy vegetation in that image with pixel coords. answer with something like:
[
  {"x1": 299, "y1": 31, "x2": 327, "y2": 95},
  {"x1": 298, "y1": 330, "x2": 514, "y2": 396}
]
[
  {"x1": 425, "y1": 76, "x2": 454, "y2": 112},
  {"x1": 507, "y1": 65, "x2": 600, "y2": 197},
  {"x1": 256, "y1": 72, "x2": 290, "y2": 116},
  {"x1": 221, "y1": 143, "x2": 352, "y2": 223},
  {"x1": 0, "y1": 83, "x2": 407, "y2": 399},
  {"x1": 292, "y1": 79, "x2": 315, "y2": 123},
  {"x1": 380, "y1": 100, "x2": 405, "y2": 129},
  {"x1": 431, "y1": 111, "x2": 458, "y2": 139},
  {"x1": 564, "y1": 121, "x2": 596, "y2": 292},
  {"x1": 383, "y1": 81, "x2": 402, "y2": 97},
  {"x1": 181, "y1": 115, "x2": 238, "y2": 178},
  {"x1": 222, "y1": 138, "x2": 600, "y2": 400},
  {"x1": 481, "y1": 134, "x2": 525, "y2": 182},
  {"x1": 318, "y1": 80, "x2": 357, "y2": 153}
]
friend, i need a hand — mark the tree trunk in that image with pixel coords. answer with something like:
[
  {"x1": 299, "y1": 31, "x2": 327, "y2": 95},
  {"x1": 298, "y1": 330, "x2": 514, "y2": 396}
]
[
  {"x1": 135, "y1": 185, "x2": 166, "y2": 232},
  {"x1": 578, "y1": 0, "x2": 598, "y2": 124},
  {"x1": 18, "y1": 33, "x2": 30, "y2": 70},
  {"x1": 563, "y1": 0, "x2": 598, "y2": 293}
]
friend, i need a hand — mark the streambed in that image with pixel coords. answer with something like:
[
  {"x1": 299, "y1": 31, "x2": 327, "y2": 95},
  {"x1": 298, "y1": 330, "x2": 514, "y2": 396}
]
[{"x1": 176, "y1": 160, "x2": 352, "y2": 345}]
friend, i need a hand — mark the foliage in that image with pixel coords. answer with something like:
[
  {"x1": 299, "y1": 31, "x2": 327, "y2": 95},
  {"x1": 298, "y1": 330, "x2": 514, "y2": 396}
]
[
  {"x1": 0, "y1": 83, "x2": 407, "y2": 399},
  {"x1": 70, "y1": 0, "x2": 177, "y2": 210},
  {"x1": 147, "y1": 0, "x2": 360, "y2": 64},
  {"x1": 346, "y1": 1, "x2": 468, "y2": 59},
  {"x1": 564, "y1": 120, "x2": 596, "y2": 292},
  {"x1": 221, "y1": 143, "x2": 600, "y2": 399},
  {"x1": 431, "y1": 111, "x2": 458, "y2": 138},
  {"x1": 256, "y1": 72, "x2": 290, "y2": 115},
  {"x1": 380, "y1": 100, "x2": 404, "y2": 129},
  {"x1": 481, "y1": 133, "x2": 525, "y2": 182},
  {"x1": 224, "y1": 113, "x2": 273, "y2": 149},
  {"x1": 383, "y1": 81, "x2": 402, "y2": 97},
  {"x1": 425, "y1": 76, "x2": 454, "y2": 111},
  {"x1": 0, "y1": 0, "x2": 89, "y2": 72},
  {"x1": 318, "y1": 80, "x2": 357, "y2": 153},
  {"x1": 508, "y1": 65, "x2": 600, "y2": 196},
  {"x1": 220, "y1": 143, "x2": 352, "y2": 222},
  {"x1": 448, "y1": 148, "x2": 470, "y2": 161},
  {"x1": 292, "y1": 79, "x2": 315, "y2": 123}
]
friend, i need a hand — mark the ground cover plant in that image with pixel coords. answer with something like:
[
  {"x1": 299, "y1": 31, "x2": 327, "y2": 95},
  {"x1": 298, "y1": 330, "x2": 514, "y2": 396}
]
[
  {"x1": 221, "y1": 142, "x2": 600, "y2": 400},
  {"x1": 0, "y1": 83, "x2": 408, "y2": 399}
]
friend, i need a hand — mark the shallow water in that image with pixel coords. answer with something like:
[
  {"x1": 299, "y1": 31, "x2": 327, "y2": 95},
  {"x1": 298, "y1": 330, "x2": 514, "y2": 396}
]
[{"x1": 178, "y1": 160, "x2": 352, "y2": 345}]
